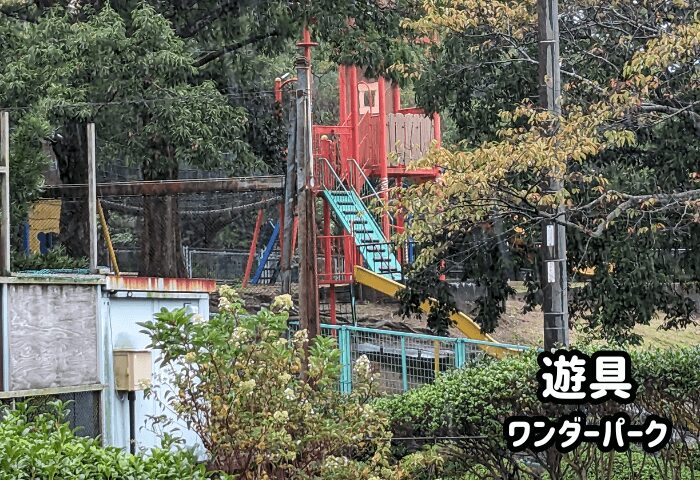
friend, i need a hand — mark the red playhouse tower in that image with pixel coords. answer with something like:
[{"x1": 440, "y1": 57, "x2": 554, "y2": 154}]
[{"x1": 312, "y1": 65, "x2": 441, "y2": 322}]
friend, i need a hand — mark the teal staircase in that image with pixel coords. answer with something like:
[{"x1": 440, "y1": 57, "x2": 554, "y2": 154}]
[{"x1": 322, "y1": 189, "x2": 402, "y2": 281}]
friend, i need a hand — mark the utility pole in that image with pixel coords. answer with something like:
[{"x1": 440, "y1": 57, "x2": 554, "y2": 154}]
[
  {"x1": 295, "y1": 55, "x2": 320, "y2": 339},
  {"x1": 538, "y1": 0, "x2": 569, "y2": 349},
  {"x1": 0, "y1": 112, "x2": 10, "y2": 276},
  {"x1": 280, "y1": 102, "x2": 297, "y2": 295},
  {"x1": 87, "y1": 123, "x2": 98, "y2": 274}
]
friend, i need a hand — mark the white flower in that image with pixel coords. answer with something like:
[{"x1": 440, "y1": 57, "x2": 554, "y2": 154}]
[
  {"x1": 191, "y1": 313, "x2": 205, "y2": 324},
  {"x1": 239, "y1": 379, "x2": 256, "y2": 391},
  {"x1": 184, "y1": 352, "x2": 196, "y2": 363},
  {"x1": 219, "y1": 296, "x2": 232, "y2": 311},
  {"x1": 354, "y1": 355, "x2": 371, "y2": 375},
  {"x1": 293, "y1": 329, "x2": 308, "y2": 344},
  {"x1": 283, "y1": 387, "x2": 295, "y2": 400},
  {"x1": 279, "y1": 373, "x2": 292, "y2": 383},
  {"x1": 271, "y1": 294, "x2": 293, "y2": 312},
  {"x1": 218, "y1": 285, "x2": 237, "y2": 298},
  {"x1": 273, "y1": 410, "x2": 289, "y2": 422},
  {"x1": 231, "y1": 327, "x2": 247, "y2": 342}
]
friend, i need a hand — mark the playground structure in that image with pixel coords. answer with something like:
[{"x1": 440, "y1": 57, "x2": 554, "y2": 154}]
[
  {"x1": 19, "y1": 31, "x2": 506, "y2": 354},
  {"x1": 238, "y1": 32, "x2": 505, "y2": 353}
]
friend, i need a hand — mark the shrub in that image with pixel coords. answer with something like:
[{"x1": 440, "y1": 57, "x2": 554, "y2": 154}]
[
  {"x1": 141, "y1": 286, "x2": 439, "y2": 479},
  {"x1": 0, "y1": 400, "x2": 210, "y2": 479},
  {"x1": 11, "y1": 245, "x2": 88, "y2": 271},
  {"x1": 377, "y1": 347, "x2": 700, "y2": 480}
]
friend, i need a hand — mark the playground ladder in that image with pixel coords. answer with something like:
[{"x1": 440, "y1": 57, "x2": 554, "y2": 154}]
[{"x1": 322, "y1": 189, "x2": 402, "y2": 281}]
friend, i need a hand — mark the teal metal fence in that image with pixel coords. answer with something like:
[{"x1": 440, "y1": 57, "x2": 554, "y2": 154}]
[{"x1": 290, "y1": 322, "x2": 534, "y2": 394}]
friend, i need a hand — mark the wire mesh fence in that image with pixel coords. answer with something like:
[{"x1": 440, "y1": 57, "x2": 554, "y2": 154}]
[
  {"x1": 99, "y1": 191, "x2": 281, "y2": 280},
  {"x1": 289, "y1": 322, "x2": 533, "y2": 395},
  {"x1": 15, "y1": 189, "x2": 285, "y2": 283}
]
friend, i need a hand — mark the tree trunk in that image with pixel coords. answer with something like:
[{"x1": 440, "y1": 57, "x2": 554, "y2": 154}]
[
  {"x1": 140, "y1": 194, "x2": 186, "y2": 277},
  {"x1": 139, "y1": 153, "x2": 186, "y2": 278},
  {"x1": 53, "y1": 121, "x2": 90, "y2": 259}
]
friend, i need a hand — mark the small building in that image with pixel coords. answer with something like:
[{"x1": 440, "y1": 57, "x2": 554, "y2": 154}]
[{"x1": 0, "y1": 272, "x2": 213, "y2": 455}]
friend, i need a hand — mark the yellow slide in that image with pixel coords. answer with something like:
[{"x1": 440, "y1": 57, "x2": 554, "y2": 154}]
[{"x1": 354, "y1": 266, "x2": 511, "y2": 358}]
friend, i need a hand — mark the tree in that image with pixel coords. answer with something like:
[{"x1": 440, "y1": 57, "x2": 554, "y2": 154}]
[
  {"x1": 0, "y1": 0, "x2": 416, "y2": 276},
  {"x1": 393, "y1": 0, "x2": 700, "y2": 344},
  {"x1": 0, "y1": 4, "x2": 255, "y2": 275}
]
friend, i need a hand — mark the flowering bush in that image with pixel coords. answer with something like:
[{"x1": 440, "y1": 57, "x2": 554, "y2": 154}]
[{"x1": 141, "y1": 285, "x2": 434, "y2": 478}]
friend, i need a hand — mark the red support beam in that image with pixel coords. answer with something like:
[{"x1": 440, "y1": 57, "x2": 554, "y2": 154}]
[
  {"x1": 323, "y1": 200, "x2": 332, "y2": 283},
  {"x1": 278, "y1": 202, "x2": 285, "y2": 265},
  {"x1": 338, "y1": 65, "x2": 347, "y2": 126},
  {"x1": 433, "y1": 112, "x2": 442, "y2": 148},
  {"x1": 349, "y1": 66, "x2": 360, "y2": 163},
  {"x1": 242, "y1": 209, "x2": 264, "y2": 288},
  {"x1": 323, "y1": 200, "x2": 337, "y2": 324},
  {"x1": 378, "y1": 76, "x2": 389, "y2": 239},
  {"x1": 392, "y1": 83, "x2": 401, "y2": 113}
]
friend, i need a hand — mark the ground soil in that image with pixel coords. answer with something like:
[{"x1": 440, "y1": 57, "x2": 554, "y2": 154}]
[{"x1": 234, "y1": 284, "x2": 700, "y2": 348}]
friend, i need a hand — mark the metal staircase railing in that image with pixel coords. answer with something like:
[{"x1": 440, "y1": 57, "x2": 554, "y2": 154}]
[{"x1": 347, "y1": 158, "x2": 396, "y2": 232}]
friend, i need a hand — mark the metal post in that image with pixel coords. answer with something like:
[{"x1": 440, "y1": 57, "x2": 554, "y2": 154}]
[
  {"x1": 322, "y1": 200, "x2": 337, "y2": 324},
  {"x1": 400, "y1": 337, "x2": 408, "y2": 392},
  {"x1": 281, "y1": 104, "x2": 297, "y2": 295},
  {"x1": 339, "y1": 326, "x2": 352, "y2": 394},
  {"x1": 455, "y1": 339, "x2": 466, "y2": 369},
  {"x1": 392, "y1": 83, "x2": 401, "y2": 113},
  {"x1": 0, "y1": 112, "x2": 9, "y2": 275},
  {"x1": 295, "y1": 56, "x2": 320, "y2": 340},
  {"x1": 538, "y1": 0, "x2": 569, "y2": 349},
  {"x1": 349, "y1": 66, "x2": 360, "y2": 163},
  {"x1": 432, "y1": 113, "x2": 442, "y2": 148},
  {"x1": 377, "y1": 77, "x2": 390, "y2": 239},
  {"x1": 87, "y1": 123, "x2": 98, "y2": 274},
  {"x1": 338, "y1": 65, "x2": 347, "y2": 125},
  {"x1": 0, "y1": 111, "x2": 8, "y2": 392}
]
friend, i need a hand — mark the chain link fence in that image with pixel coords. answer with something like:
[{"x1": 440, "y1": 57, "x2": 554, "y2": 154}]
[{"x1": 16, "y1": 176, "x2": 284, "y2": 282}]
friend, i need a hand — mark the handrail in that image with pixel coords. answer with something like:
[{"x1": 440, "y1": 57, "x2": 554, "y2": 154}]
[
  {"x1": 318, "y1": 157, "x2": 351, "y2": 195},
  {"x1": 347, "y1": 157, "x2": 397, "y2": 229},
  {"x1": 288, "y1": 320, "x2": 537, "y2": 352},
  {"x1": 347, "y1": 157, "x2": 381, "y2": 202}
]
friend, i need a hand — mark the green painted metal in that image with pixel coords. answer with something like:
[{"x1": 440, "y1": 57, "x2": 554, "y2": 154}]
[
  {"x1": 338, "y1": 327, "x2": 352, "y2": 394},
  {"x1": 455, "y1": 339, "x2": 466, "y2": 369},
  {"x1": 321, "y1": 323, "x2": 535, "y2": 352},
  {"x1": 287, "y1": 321, "x2": 537, "y2": 394},
  {"x1": 400, "y1": 337, "x2": 409, "y2": 392},
  {"x1": 322, "y1": 189, "x2": 401, "y2": 281}
]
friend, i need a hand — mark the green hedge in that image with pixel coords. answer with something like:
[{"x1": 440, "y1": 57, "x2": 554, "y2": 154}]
[
  {"x1": 377, "y1": 347, "x2": 700, "y2": 480},
  {"x1": 0, "y1": 401, "x2": 218, "y2": 480}
]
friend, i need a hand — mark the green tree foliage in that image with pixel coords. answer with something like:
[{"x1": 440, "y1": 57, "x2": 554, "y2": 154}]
[
  {"x1": 0, "y1": 400, "x2": 213, "y2": 479},
  {"x1": 392, "y1": 0, "x2": 700, "y2": 343},
  {"x1": 377, "y1": 346, "x2": 700, "y2": 480},
  {"x1": 0, "y1": 0, "x2": 415, "y2": 275},
  {"x1": 0, "y1": 4, "x2": 255, "y2": 275}
]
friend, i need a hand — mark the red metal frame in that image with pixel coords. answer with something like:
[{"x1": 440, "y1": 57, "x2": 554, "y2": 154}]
[{"x1": 242, "y1": 208, "x2": 264, "y2": 288}]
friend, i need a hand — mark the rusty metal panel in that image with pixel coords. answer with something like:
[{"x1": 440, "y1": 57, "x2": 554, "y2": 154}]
[
  {"x1": 7, "y1": 284, "x2": 99, "y2": 391},
  {"x1": 105, "y1": 276, "x2": 216, "y2": 293}
]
